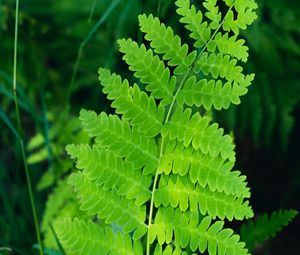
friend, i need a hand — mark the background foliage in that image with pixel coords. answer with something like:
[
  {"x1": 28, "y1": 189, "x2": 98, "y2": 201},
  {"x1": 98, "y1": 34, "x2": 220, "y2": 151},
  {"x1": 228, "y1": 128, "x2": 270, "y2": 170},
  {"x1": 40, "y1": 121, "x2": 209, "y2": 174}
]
[{"x1": 0, "y1": 0, "x2": 299, "y2": 254}]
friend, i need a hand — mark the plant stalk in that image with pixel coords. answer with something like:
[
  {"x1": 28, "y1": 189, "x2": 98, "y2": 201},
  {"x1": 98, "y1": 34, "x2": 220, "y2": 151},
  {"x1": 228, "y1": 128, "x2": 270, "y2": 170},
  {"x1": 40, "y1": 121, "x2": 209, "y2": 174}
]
[
  {"x1": 13, "y1": 0, "x2": 44, "y2": 254},
  {"x1": 157, "y1": 0, "x2": 162, "y2": 17}
]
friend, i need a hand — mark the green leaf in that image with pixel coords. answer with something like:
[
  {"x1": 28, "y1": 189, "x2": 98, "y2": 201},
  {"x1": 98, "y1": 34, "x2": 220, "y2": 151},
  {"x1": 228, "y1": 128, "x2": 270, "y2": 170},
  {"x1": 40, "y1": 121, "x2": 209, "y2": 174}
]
[
  {"x1": 158, "y1": 140, "x2": 250, "y2": 198},
  {"x1": 162, "y1": 106, "x2": 235, "y2": 160},
  {"x1": 99, "y1": 68, "x2": 164, "y2": 137},
  {"x1": 56, "y1": 218, "x2": 143, "y2": 255},
  {"x1": 118, "y1": 38, "x2": 176, "y2": 106},
  {"x1": 79, "y1": 109, "x2": 158, "y2": 174},
  {"x1": 155, "y1": 175, "x2": 253, "y2": 221},
  {"x1": 68, "y1": 172, "x2": 148, "y2": 239},
  {"x1": 151, "y1": 208, "x2": 250, "y2": 255},
  {"x1": 66, "y1": 144, "x2": 152, "y2": 205},
  {"x1": 138, "y1": 14, "x2": 196, "y2": 75}
]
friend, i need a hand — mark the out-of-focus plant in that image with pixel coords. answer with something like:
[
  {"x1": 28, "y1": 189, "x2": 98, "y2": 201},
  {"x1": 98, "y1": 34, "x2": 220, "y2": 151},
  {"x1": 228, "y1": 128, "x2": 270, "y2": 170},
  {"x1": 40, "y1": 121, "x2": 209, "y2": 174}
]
[{"x1": 215, "y1": 0, "x2": 300, "y2": 149}]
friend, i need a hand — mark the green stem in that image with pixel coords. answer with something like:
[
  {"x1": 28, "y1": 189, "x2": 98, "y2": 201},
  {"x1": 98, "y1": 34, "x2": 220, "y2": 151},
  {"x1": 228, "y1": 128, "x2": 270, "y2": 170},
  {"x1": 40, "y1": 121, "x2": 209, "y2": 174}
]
[
  {"x1": 88, "y1": 0, "x2": 97, "y2": 23},
  {"x1": 63, "y1": 0, "x2": 121, "y2": 120},
  {"x1": 20, "y1": 140, "x2": 44, "y2": 255},
  {"x1": 13, "y1": 1, "x2": 44, "y2": 254},
  {"x1": 0, "y1": 247, "x2": 12, "y2": 252},
  {"x1": 157, "y1": 0, "x2": 162, "y2": 17},
  {"x1": 49, "y1": 223, "x2": 66, "y2": 255},
  {"x1": 13, "y1": 1, "x2": 21, "y2": 135},
  {"x1": 145, "y1": 69, "x2": 189, "y2": 255},
  {"x1": 145, "y1": 3, "x2": 236, "y2": 254}
]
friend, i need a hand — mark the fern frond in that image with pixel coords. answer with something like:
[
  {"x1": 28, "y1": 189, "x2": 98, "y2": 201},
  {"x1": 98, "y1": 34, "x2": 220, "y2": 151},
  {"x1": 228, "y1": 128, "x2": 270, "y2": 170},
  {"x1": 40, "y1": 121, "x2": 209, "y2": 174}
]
[
  {"x1": 149, "y1": 207, "x2": 249, "y2": 255},
  {"x1": 176, "y1": 0, "x2": 257, "y2": 38},
  {"x1": 118, "y1": 38, "x2": 176, "y2": 106},
  {"x1": 66, "y1": 144, "x2": 152, "y2": 205},
  {"x1": 191, "y1": 52, "x2": 254, "y2": 109},
  {"x1": 240, "y1": 209, "x2": 298, "y2": 252},
  {"x1": 177, "y1": 75, "x2": 254, "y2": 110},
  {"x1": 222, "y1": 0, "x2": 258, "y2": 34},
  {"x1": 79, "y1": 109, "x2": 158, "y2": 174},
  {"x1": 56, "y1": 218, "x2": 143, "y2": 255},
  {"x1": 68, "y1": 172, "x2": 148, "y2": 239},
  {"x1": 99, "y1": 68, "x2": 164, "y2": 137},
  {"x1": 155, "y1": 175, "x2": 253, "y2": 221},
  {"x1": 138, "y1": 14, "x2": 197, "y2": 75},
  {"x1": 60, "y1": 0, "x2": 260, "y2": 253},
  {"x1": 209, "y1": 32, "x2": 249, "y2": 62},
  {"x1": 175, "y1": 0, "x2": 255, "y2": 110},
  {"x1": 176, "y1": 0, "x2": 249, "y2": 62},
  {"x1": 162, "y1": 106, "x2": 235, "y2": 161},
  {"x1": 158, "y1": 140, "x2": 250, "y2": 198},
  {"x1": 194, "y1": 53, "x2": 251, "y2": 85},
  {"x1": 175, "y1": 0, "x2": 211, "y2": 48},
  {"x1": 203, "y1": 0, "x2": 222, "y2": 29}
]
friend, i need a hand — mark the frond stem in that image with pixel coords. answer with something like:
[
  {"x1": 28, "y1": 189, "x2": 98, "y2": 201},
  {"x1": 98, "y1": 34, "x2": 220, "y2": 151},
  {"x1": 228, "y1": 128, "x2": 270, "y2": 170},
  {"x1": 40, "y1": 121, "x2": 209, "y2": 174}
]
[{"x1": 145, "y1": 2, "x2": 235, "y2": 254}]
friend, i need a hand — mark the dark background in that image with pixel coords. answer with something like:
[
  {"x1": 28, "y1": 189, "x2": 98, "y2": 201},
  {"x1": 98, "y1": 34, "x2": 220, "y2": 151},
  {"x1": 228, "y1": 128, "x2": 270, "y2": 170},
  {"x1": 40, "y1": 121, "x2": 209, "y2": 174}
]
[{"x1": 0, "y1": 0, "x2": 299, "y2": 254}]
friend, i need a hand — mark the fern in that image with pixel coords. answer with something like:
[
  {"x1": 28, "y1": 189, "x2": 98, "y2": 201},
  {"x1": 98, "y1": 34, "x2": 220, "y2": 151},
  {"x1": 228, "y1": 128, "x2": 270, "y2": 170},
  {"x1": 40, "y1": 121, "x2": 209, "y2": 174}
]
[
  {"x1": 56, "y1": 0, "x2": 263, "y2": 254},
  {"x1": 240, "y1": 210, "x2": 298, "y2": 252}
]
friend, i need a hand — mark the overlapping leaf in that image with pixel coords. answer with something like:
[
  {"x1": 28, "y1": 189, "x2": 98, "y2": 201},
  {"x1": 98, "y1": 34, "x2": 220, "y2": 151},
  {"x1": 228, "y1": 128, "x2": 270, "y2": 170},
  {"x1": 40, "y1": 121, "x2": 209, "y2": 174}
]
[
  {"x1": 79, "y1": 109, "x2": 158, "y2": 174},
  {"x1": 99, "y1": 68, "x2": 164, "y2": 137},
  {"x1": 177, "y1": 75, "x2": 254, "y2": 110},
  {"x1": 149, "y1": 207, "x2": 249, "y2": 255},
  {"x1": 155, "y1": 175, "x2": 253, "y2": 220},
  {"x1": 67, "y1": 144, "x2": 152, "y2": 205},
  {"x1": 162, "y1": 106, "x2": 235, "y2": 160},
  {"x1": 139, "y1": 14, "x2": 197, "y2": 75},
  {"x1": 158, "y1": 140, "x2": 250, "y2": 198},
  {"x1": 68, "y1": 172, "x2": 148, "y2": 239},
  {"x1": 118, "y1": 38, "x2": 176, "y2": 106},
  {"x1": 56, "y1": 218, "x2": 143, "y2": 255},
  {"x1": 222, "y1": 0, "x2": 258, "y2": 34},
  {"x1": 176, "y1": 0, "x2": 212, "y2": 48},
  {"x1": 209, "y1": 32, "x2": 249, "y2": 62}
]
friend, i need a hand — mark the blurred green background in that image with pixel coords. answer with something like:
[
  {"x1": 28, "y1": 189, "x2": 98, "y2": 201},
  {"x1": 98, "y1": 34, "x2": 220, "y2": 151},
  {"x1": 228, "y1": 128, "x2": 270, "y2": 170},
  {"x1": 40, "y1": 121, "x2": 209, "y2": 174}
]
[{"x1": 0, "y1": 0, "x2": 299, "y2": 254}]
